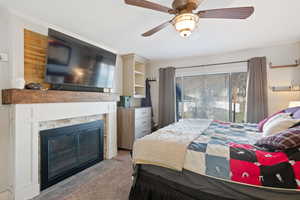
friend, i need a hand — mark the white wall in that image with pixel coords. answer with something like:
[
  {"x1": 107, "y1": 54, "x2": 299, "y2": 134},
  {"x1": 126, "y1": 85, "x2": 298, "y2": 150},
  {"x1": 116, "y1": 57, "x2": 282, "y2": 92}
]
[
  {"x1": 0, "y1": 7, "x2": 11, "y2": 104},
  {"x1": 0, "y1": 107, "x2": 11, "y2": 198},
  {"x1": 0, "y1": 6, "x2": 12, "y2": 198},
  {"x1": 147, "y1": 42, "x2": 300, "y2": 124}
]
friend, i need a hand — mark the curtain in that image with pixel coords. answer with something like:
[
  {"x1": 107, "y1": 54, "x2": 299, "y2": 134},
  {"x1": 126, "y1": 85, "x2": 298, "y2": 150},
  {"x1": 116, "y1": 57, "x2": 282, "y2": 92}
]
[
  {"x1": 246, "y1": 57, "x2": 268, "y2": 123},
  {"x1": 158, "y1": 67, "x2": 176, "y2": 128}
]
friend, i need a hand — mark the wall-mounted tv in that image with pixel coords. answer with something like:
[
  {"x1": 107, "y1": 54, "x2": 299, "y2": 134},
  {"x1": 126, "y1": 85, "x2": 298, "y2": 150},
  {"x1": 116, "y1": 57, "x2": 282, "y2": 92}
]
[{"x1": 45, "y1": 29, "x2": 117, "y2": 89}]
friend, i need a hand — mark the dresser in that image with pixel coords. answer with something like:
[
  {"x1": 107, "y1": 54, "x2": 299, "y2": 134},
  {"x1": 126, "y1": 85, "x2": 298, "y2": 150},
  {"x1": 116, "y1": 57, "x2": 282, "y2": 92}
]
[{"x1": 117, "y1": 107, "x2": 152, "y2": 150}]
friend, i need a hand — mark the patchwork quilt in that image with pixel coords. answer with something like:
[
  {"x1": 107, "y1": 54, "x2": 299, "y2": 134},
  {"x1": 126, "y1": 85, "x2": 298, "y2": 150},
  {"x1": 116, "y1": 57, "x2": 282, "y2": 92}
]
[{"x1": 183, "y1": 120, "x2": 300, "y2": 190}]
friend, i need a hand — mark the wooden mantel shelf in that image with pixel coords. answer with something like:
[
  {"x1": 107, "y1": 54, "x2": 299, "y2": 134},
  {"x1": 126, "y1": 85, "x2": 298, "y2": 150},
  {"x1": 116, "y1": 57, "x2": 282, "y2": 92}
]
[{"x1": 2, "y1": 89, "x2": 120, "y2": 104}]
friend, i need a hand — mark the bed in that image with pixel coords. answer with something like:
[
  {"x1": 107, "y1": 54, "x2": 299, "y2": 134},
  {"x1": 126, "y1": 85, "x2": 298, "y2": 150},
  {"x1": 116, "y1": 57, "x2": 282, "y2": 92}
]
[{"x1": 129, "y1": 118, "x2": 300, "y2": 200}]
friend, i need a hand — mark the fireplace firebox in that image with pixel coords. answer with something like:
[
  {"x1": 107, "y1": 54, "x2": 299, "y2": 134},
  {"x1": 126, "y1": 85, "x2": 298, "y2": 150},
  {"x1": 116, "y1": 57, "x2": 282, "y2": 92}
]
[{"x1": 40, "y1": 120, "x2": 104, "y2": 190}]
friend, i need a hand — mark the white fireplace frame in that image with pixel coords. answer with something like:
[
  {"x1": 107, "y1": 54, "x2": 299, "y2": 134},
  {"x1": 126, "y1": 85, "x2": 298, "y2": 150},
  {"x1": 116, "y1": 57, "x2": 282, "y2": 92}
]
[{"x1": 9, "y1": 102, "x2": 117, "y2": 200}]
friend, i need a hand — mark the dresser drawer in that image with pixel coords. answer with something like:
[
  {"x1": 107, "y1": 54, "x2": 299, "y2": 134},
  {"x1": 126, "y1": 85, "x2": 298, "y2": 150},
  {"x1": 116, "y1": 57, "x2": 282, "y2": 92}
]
[
  {"x1": 135, "y1": 117, "x2": 151, "y2": 129},
  {"x1": 135, "y1": 108, "x2": 151, "y2": 119},
  {"x1": 135, "y1": 127, "x2": 151, "y2": 139}
]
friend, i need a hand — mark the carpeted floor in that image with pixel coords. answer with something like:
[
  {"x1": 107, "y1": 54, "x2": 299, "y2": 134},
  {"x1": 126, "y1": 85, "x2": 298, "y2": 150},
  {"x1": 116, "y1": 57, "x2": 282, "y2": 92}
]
[{"x1": 33, "y1": 151, "x2": 133, "y2": 200}]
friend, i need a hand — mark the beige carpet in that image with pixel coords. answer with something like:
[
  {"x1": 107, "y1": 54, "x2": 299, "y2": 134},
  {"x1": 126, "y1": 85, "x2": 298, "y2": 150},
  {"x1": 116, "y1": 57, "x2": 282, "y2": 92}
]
[{"x1": 33, "y1": 151, "x2": 132, "y2": 200}]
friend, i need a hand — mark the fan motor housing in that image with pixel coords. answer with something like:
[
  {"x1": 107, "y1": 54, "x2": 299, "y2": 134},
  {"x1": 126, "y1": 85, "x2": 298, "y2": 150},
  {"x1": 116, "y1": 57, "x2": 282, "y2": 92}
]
[{"x1": 172, "y1": 0, "x2": 203, "y2": 11}]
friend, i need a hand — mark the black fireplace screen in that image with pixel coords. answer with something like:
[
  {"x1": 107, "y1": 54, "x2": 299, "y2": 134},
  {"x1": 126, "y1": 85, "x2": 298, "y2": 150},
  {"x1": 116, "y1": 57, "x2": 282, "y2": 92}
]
[{"x1": 40, "y1": 120, "x2": 104, "y2": 190}]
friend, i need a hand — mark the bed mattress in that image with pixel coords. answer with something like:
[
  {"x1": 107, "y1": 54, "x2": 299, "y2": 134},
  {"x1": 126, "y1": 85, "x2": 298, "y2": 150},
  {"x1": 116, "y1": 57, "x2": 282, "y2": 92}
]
[{"x1": 133, "y1": 119, "x2": 300, "y2": 192}]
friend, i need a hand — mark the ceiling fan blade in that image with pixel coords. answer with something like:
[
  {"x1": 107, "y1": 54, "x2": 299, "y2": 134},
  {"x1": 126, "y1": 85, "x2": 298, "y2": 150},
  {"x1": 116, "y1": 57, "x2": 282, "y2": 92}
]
[
  {"x1": 124, "y1": 0, "x2": 175, "y2": 14},
  {"x1": 142, "y1": 20, "x2": 172, "y2": 37},
  {"x1": 197, "y1": 7, "x2": 254, "y2": 19}
]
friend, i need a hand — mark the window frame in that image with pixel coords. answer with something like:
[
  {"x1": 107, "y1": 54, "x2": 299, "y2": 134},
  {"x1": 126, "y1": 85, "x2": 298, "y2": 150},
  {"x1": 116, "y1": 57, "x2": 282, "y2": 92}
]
[{"x1": 176, "y1": 71, "x2": 247, "y2": 122}]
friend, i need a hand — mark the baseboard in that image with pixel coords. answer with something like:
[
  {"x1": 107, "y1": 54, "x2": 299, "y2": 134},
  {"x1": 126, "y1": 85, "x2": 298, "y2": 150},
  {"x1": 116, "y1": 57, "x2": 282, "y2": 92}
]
[
  {"x1": 15, "y1": 183, "x2": 40, "y2": 200},
  {"x1": 0, "y1": 190, "x2": 12, "y2": 200}
]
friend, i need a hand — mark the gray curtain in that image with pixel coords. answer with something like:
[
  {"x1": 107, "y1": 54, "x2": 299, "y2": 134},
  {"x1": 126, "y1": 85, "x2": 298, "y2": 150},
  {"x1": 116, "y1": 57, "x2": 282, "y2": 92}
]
[
  {"x1": 246, "y1": 57, "x2": 268, "y2": 123},
  {"x1": 158, "y1": 67, "x2": 176, "y2": 128}
]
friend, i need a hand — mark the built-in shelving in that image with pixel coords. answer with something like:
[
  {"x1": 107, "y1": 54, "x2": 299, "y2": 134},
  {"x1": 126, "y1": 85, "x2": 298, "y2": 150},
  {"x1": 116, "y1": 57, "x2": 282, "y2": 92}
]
[{"x1": 122, "y1": 54, "x2": 148, "y2": 98}]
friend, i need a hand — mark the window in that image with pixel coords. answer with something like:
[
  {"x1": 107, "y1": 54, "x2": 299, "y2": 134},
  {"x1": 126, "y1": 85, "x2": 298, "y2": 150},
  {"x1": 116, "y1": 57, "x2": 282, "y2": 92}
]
[{"x1": 176, "y1": 72, "x2": 247, "y2": 123}]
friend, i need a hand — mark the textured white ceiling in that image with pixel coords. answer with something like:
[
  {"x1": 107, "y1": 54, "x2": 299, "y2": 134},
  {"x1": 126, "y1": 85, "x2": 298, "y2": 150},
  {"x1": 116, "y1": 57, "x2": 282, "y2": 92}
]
[{"x1": 1, "y1": 0, "x2": 300, "y2": 60}]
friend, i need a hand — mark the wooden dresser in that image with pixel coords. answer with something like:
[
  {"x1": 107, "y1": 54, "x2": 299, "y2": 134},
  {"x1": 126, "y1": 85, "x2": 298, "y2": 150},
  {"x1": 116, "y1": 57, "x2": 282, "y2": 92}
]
[{"x1": 117, "y1": 107, "x2": 152, "y2": 150}]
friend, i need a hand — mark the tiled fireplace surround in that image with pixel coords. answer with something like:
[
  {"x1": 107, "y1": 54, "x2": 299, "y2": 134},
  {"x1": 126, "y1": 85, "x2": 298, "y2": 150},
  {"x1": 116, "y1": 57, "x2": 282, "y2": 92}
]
[{"x1": 10, "y1": 102, "x2": 117, "y2": 200}]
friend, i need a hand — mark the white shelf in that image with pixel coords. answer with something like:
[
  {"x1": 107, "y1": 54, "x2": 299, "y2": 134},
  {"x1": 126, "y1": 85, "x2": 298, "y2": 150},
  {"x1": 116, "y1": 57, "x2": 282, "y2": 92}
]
[
  {"x1": 134, "y1": 94, "x2": 145, "y2": 98},
  {"x1": 134, "y1": 70, "x2": 144, "y2": 75},
  {"x1": 135, "y1": 84, "x2": 145, "y2": 88}
]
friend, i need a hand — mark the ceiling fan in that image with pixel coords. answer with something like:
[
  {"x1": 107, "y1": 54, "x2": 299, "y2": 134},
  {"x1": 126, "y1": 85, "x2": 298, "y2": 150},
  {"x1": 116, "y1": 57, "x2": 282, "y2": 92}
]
[{"x1": 124, "y1": 0, "x2": 254, "y2": 37}]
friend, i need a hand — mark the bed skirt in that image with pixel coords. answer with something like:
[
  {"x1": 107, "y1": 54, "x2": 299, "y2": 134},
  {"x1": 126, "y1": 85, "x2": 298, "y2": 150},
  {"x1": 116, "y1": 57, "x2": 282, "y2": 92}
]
[{"x1": 129, "y1": 166, "x2": 233, "y2": 200}]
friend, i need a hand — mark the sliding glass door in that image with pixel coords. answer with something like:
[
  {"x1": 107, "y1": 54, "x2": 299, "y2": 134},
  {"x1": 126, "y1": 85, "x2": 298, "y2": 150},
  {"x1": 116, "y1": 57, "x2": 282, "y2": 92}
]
[{"x1": 176, "y1": 72, "x2": 247, "y2": 122}]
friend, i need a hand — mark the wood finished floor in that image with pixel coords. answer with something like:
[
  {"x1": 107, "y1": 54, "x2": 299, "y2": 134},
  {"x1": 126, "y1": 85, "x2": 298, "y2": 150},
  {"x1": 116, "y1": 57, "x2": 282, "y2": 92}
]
[{"x1": 33, "y1": 151, "x2": 132, "y2": 200}]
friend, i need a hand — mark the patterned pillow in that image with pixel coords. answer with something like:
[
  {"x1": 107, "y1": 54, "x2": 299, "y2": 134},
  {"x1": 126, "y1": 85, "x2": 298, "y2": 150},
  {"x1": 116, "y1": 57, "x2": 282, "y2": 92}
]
[{"x1": 255, "y1": 126, "x2": 300, "y2": 150}]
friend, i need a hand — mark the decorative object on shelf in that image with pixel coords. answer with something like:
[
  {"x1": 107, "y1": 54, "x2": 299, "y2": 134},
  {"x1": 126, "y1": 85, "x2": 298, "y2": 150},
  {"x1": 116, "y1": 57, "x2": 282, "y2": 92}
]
[
  {"x1": 269, "y1": 59, "x2": 299, "y2": 69},
  {"x1": 25, "y1": 83, "x2": 43, "y2": 90},
  {"x1": 289, "y1": 101, "x2": 300, "y2": 108},
  {"x1": 124, "y1": 0, "x2": 254, "y2": 38},
  {"x1": 270, "y1": 86, "x2": 300, "y2": 92},
  {"x1": 118, "y1": 96, "x2": 133, "y2": 108},
  {"x1": 271, "y1": 80, "x2": 300, "y2": 92}
]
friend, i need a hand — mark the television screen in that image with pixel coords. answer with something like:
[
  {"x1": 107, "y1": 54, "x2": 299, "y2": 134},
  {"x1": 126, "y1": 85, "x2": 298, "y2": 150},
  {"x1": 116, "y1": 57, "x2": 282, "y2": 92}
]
[{"x1": 45, "y1": 29, "x2": 116, "y2": 89}]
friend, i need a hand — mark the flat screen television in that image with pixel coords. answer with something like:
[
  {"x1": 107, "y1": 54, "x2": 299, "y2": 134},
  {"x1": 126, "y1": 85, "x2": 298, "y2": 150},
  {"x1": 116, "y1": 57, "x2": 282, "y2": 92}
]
[{"x1": 45, "y1": 29, "x2": 117, "y2": 89}]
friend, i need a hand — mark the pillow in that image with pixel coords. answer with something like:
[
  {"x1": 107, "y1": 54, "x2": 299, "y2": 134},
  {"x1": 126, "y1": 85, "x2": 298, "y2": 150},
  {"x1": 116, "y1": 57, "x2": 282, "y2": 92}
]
[
  {"x1": 257, "y1": 111, "x2": 283, "y2": 132},
  {"x1": 255, "y1": 126, "x2": 300, "y2": 150},
  {"x1": 263, "y1": 117, "x2": 300, "y2": 137},
  {"x1": 262, "y1": 113, "x2": 292, "y2": 132},
  {"x1": 284, "y1": 106, "x2": 300, "y2": 115},
  {"x1": 293, "y1": 109, "x2": 300, "y2": 119}
]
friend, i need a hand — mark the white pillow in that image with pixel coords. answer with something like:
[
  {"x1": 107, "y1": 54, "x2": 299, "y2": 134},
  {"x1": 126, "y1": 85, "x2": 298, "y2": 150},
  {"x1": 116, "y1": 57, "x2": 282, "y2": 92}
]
[
  {"x1": 263, "y1": 118, "x2": 300, "y2": 137},
  {"x1": 262, "y1": 113, "x2": 292, "y2": 132}
]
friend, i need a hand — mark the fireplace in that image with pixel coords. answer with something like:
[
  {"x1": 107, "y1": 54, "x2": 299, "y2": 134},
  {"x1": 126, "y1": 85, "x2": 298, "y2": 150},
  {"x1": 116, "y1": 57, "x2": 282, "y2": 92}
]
[{"x1": 40, "y1": 120, "x2": 104, "y2": 190}]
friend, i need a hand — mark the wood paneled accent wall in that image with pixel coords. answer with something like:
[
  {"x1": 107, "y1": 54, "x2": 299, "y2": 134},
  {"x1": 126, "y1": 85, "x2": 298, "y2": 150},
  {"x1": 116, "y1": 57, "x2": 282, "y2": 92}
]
[{"x1": 24, "y1": 29, "x2": 50, "y2": 88}]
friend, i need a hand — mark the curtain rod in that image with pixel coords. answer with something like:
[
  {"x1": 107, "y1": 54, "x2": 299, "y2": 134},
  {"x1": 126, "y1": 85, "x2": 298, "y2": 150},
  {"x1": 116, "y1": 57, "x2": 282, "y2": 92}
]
[{"x1": 175, "y1": 60, "x2": 249, "y2": 70}]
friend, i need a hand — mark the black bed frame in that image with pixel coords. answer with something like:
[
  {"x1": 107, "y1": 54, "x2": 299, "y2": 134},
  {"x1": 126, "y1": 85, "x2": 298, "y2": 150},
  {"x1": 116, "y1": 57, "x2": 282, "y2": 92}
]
[{"x1": 129, "y1": 166, "x2": 234, "y2": 200}]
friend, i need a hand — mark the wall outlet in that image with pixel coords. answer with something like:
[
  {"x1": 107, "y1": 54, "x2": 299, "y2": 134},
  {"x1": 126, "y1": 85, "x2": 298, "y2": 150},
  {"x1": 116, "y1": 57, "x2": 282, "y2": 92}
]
[{"x1": 0, "y1": 53, "x2": 8, "y2": 62}]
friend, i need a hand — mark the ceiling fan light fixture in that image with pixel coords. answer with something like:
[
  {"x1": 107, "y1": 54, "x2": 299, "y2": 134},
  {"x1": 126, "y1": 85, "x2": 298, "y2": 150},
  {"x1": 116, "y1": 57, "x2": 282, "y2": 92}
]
[
  {"x1": 174, "y1": 13, "x2": 199, "y2": 37},
  {"x1": 179, "y1": 29, "x2": 192, "y2": 37}
]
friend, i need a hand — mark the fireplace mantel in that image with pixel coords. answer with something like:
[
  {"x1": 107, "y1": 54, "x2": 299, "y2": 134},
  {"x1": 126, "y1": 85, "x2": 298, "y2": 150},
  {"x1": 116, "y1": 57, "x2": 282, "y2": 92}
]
[
  {"x1": 7, "y1": 101, "x2": 118, "y2": 200},
  {"x1": 2, "y1": 89, "x2": 120, "y2": 104}
]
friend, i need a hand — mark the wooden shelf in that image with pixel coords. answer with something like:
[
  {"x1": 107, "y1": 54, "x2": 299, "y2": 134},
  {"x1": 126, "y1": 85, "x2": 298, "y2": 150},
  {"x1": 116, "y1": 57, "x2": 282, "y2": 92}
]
[
  {"x1": 271, "y1": 86, "x2": 300, "y2": 92},
  {"x1": 2, "y1": 89, "x2": 120, "y2": 104},
  {"x1": 269, "y1": 60, "x2": 299, "y2": 69}
]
